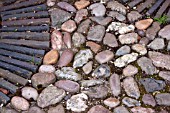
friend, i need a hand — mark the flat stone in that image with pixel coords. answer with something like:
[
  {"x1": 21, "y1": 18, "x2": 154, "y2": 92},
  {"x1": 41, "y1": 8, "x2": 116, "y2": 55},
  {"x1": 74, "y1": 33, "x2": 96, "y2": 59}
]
[
  {"x1": 55, "y1": 67, "x2": 82, "y2": 81},
  {"x1": 73, "y1": 49, "x2": 93, "y2": 68},
  {"x1": 50, "y1": 8, "x2": 72, "y2": 28},
  {"x1": 155, "y1": 93, "x2": 170, "y2": 106},
  {"x1": 43, "y1": 49, "x2": 59, "y2": 65},
  {"x1": 51, "y1": 30, "x2": 64, "y2": 50},
  {"x1": 104, "y1": 97, "x2": 120, "y2": 108},
  {"x1": 48, "y1": 104, "x2": 65, "y2": 113},
  {"x1": 149, "y1": 51, "x2": 170, "y2": 70},
  {"x1": 127, "y1": 11, "x2": 142, "y2": 22},
  {"x1": 140, "y1": 78, "x2": 166, "y2": 93},
  {"x1": 109, "y1": 74, "x2": 121, "y2": 96},
  {"x1": 90, "y1": 16, "x2": 112, "y2": 26},
  {"x1": 115, "y1": 45, "x2": 131, "y2": 56},
  {"x1": 82, "y1": 61, "x2": 93, "y2": 74},
  {"x1": 114, "y1": 106, "x2": 130, "y2": 113},
  {"x1": 95, "y1": 50, "x2": 114, "y2": 64},
  {"x1": 82, "y1": 85, "x2": 108, "y2": 99},
  {"x1": 103, "y1": 33, "x2": 118, "y2": 48},
  {"x1": 123, "y1": 77, "x2": 140, "y2": 99},
  {"x1": 86, "y1": 41, "x2": 101, "y2": 53},
  {"x1": 28, "y1": 106, "x2": 45, "y2": 113},
  {"x1": 55, "y1": 80, "x2": 80, "y2": 93},
  {"x1": 135, "y1": 19, "x2": 153, "y2": 30},
  {"x1": 88, "y1": 105, "x2": 111, "y2": 113},
  {"x1": 87, "y1": 25, "x2": 105, "y2": 42},
  {"x1": 131, "y1": 107, "x2": 155, "y2": 113},
  {"x1": 57, "y1": 2, "x2": 76, "y2": 12},
  {"x1": 146, "y1": 22, "x2": 160, "y2": 40},
  {"x1": 21, "y1": 87, "x2": 38, "y2": 101},
  {"x1": 122, "y1": 97, "x2": 141, "y2": 107},
  {"x1": 11, "y1": 96, "x2": 30, "y2": 111},
  {"x1": 81, "y1": 79, "x2": 104, "y2": 87},
  {"x1": 72, "y1": 32, "x2": 86, "y2": 47},
  {"x1": 39, "y1": 65, "x2": 55, "y2": 73},
  {"x1": 159, "y1": 71, "x2": 170, "y2": 81},
  {"x1": 132, "y1": 44, "x2": 147, "y2": 55},
  {"x1": 75, "y1": 9, "x2": 88, "y2": 23},
  {"x1": 92, "y1": 64, "x2": 111, "y2": 78},
  {"x1": 123, "y1": 65, "x2": 138, "y2": 76},
  {"x1": 66, "y1": 93, "x2": 88, "y2": 112},
  {"x1": 107, "y1": 1, "x2": 126, "y2": 14},
  {"x1": 57, "y1": 49, "x2": 74, "y2": 67},
  {"x1": 107, "y1": 11, "x2": 126, "y2": 22},
  {"x1": 142, "y1": 94, "x2": 156, "y2": 107},
  {"x1": 114, "y1": 53, "x2": 138, "y2": 67},
  {"x1": 47, "y1": 0, "x2": 56, "y2": 7},
  {"x1": 137, "y1": 57, "x2": 157, "y2": 75},
  {"x1": 37, "y1": 85, "x2": 66, "y2": 108},
  {"x1": 148, "y1": 38, "x2": 165, "y2": 50},
  {"x1": 61, "y1": 20, "x2": 77, "y2": 33},
  {"x1": 63, "y1": 32, "x2": 72, "y2": 48},
  {"x1": 31, "y1": 73, "x2": 56, "y2": 89},
  {"x1": 139, "y1": 37, "x2": 149, "y2": 46},
  {"x1": 159, "y1": 25, "x2": 170, "y2": 40},
  {"x1": 89, "y1": 3, "x2": 106, "y2": 17},
  {"x1": 119, "y1": 33, "x2": 138, "y2": 44},
  {"x1": 74, "y1": 0, "x2": 90, "y2": 10},
  {"x1": 77, "y1": 19, "x2": 92, "y2": 34}
]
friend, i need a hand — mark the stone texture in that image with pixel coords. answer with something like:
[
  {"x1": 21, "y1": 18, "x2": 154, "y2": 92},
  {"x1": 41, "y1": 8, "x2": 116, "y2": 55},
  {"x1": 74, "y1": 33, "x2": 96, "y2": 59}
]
[
  {"x1": 88, "y1": 105, "x2": 111, "y2": 113},
  {"x1": 127, "y1": 11, "x2": 142, "y2": 22},
  {"x1": 21, "y1": 87, "x2": 38, "y2": 101},
  {"x1": 131, "y1": 107, "x2": 155, "y2": 113},
  {"x1": 75, "y1": 9, "x2": 88, "y2": 23},
  {"x1": 118, "y1": 33, "x2": 138, "y2": 44},
  {"x1": 87, "y1": 25, "x2": 105, "y2": 42},
  {"x1": 103, "y1": 33, "x2": 118, "y2": 48},
  {"x1": 159, "y1": 25, "x2": 170, "y2": 40},
  {"x1": 31, "y1": 73, "x2": 56, "y2": 89},
  {"x1": 107, "y1": 1, "x2": 126, "y2": 14},
  {"x1": 123, "y1": 65, "x2": 138, "y2": 76},
  {"x1": 83, "y1": 61, "x2": 93, "y2": 74},
  {"x1": 155, "y1": 93, "x2": 170, "y2": 106},
  {"x1": 63, "y1": 32, "x2": 72, "y2": 48},
  {"x1": 92, "y1": 64, "x2": 111, "y2": 78},
  {"x1": 47, "y1": 0, "x2": 56, "y2": 7},
  {"x1": 37, "y1": 85, "x2": 66, "y2": 108},
  {"x1": 86, "y1": 41, "x2": 101, "y2": 53},
  {"x1": 72, "y1": 32, "x2": 86, "y2": 47},
  {"x1": 148, "y1": 38, "x2": 165, "y2": 50},
  {"x1": 74, "y1": 0, "x2": 90, "y2": 10},
  {"x1": 95, "y1": 50, "x2": 114, "y2": 64},
  {"x1": 122, "y1": 97, "x2": 141, "y2": 107},
  {"x1": 123, "y1": 77, "x2": 140, "y2": 99},
  {"x1": 114, "y1": 106, "x2": 130, "y2": 113},
  {"x1": 139, "y1": 37, "x2": 149, "y2": 45},
  {"x1": 57, "y1": 2, "x2": 76, "y2": 12},
  {"x1": 28, "y1": 106, "x2": 45, "y2": 113},
  {"x1": 115, "y1": 45, "x2": 131, "y2": 56},
  {"x1": 39, "y1": 65, "x2": 55, "y2": 73},
  {"x1": 48, "y1": 104, "x2": 65, "y2": 113},
  {"x1": 107, "y1": 11, "x2": 126, "y2": 22},
  {"x1": 167, "y1": 41, "x2": 170, "y2": 50},
  {"x1": 142, "y1": 94, "x2": 156, "y2": 107},
  {"x1": 146, "y1": 22, "x2": 160, "y2": 40},
  {"x1": 51, "y1": 30, "x2": 64, "y2": 50},
  {"x1": 132, "y1": 44, "x2": 147, "y2": 55},
  {"x1": 81, "y1": 79, "x2": 104, "y2": 87},
  {"x1": 77, "y1": 19, "x2": 91, "y2": 34},
  {"x1": 61, "y1": 20, "x2": 77, "y2": 33},
  {"x1": 90, "y1": 16, "x2": 112, "y2": 26},
  {"x1": 89, "y1": 3, "x2": 106, "y2": 17},
  {"x1": 104, "y1": 97, "x2": 120, "y2": 108},
  {"x1": 159, "y1": 71, "x2": 170, "y2": 81},
  {"x1": 109, "y1": 74, "x2": 121, "y2": 96},
  {"x1": 43, "y1": 49, "x2": 59, "y2": 65},
  {"x1": 135, "y1": 19, "x2": 153, "y2": 30}
]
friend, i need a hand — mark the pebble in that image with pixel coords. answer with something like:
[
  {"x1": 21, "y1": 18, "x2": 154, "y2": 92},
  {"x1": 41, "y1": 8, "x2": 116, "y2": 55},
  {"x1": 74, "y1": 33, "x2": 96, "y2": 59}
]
[
  {"x1": 55, "y1": 67, "x2": 82, "y2": 81},
  {"x1": 167, "y1": 41, "x2": 170, "y2": 50},
  {"x1": 51, "y1": 30, "x2": 64, "y2": 50},
  {"x1": 57, "y1": 49, "x2": 74, "y2": 67},
  {"x1": 123, "y1": 77, "x2": 140, "y2": 99},
  {"x1": 37, "y1": 85, "x2": 66, "y2": 108},
  {"x1": 66, "y1": 93, "x2": 88, "y2": 112},
  {"x1": 149, "y1": 51, "x2": 170, "y2": 70},
  {"x1": 95, "y1": 50, "x2": 114, "y2": 64},
  {"x1": 75, "y1": 9, "x2": 88, "y2": 23},
  {"x1": 137, "y1": 30, "x2": 146, "y2": 37},
  {"x1": 115, "y1": 45, "x2": 131, "y2": 56},
  {"x1": 137, "y1": 57, "x2": 157, "y2": 75},
  {"x1": 87, "y1": 105, "x2": 111, "y2": 113},
  {"x1": 140, "y1": 78, "x2": 165, "y2": 93},
  {"x1": 86, "y1": 41, "x2": 101, "y2": 53},
  {"x1": 127, "y1": 11, "x2": 142, "y2": 22},
  {"x1": 90, "y1": 16, "x2": 112, "y2": 26},
  {"x1": 72, "y1": 32, "x2": 86, "y2": 47},
  {"x1": 123, "y1": 65, "x2": 138, "y2": 76},
  {"x1": 39, "y1": 65, "x2": 55, "y2": 73},
  {"x1": 28, "y1": 106, "x2": 45, "y2": 113},
  {"x1": 57, "y1": 2, "x2": 76, "y2": 12},
  {"x1": 122, "y1": 97, "x2": 141, "y2": 107},
  {"x1": 104, "y1": 97, "x2": 120, "y2": 108},
  {"x1": 114, "y1": 53, "x2": 138, "y2": 67},
  {"x1": 77, "y1": 19, "x2": 92, "y2": 34},
  {"x1": 43, "y1": 49, "x2": 59, "y2": 65},
  {"x1": 118, "y1": 33, "x2": 138, "y2": 44},
  {"x1": 135, "y1": 19, "x2": 153, "y2": 30},
  {"x1": 61, "y1": 20, "x2": 77, "y2": 33},
  {"x1": 63, "y1": 32, "x2": 72, "y2": 48},
  {"x1": 82, "y1": 85, "x2": 108, "y2": 99},
  {"x1": 107, "y1": 11, "x2": 126, "y2": 22},
  {"x1": 81, "y1": 79, "x2": 104, "y2": 87},
  {"x1": 107, "y1": 22, "x2": 135, "y2": 34},
  {"x1": 87, "y1": 25, "x2": 105, "y2": 42},
  {"x1": 132, "y1": 44, "x2": 147, "y2": 55},
  {"x1": 109, "y1": 74, "x2": 121, "y2": 96},
  {"x1": 73, "y1": 49, "x2": 93, "y2": 68},
  {"x1": 55, "y1": 80, "x2": 80, "y2": 93},
  {"x1": 159, "y1": 25, "x2": 170, "y2": 40},
  {"x1": 159, "y1": 71, "x2": 170, "y2": 81},
  {"x1": 74, "y1": 0, "x2": 90, "y2": 10},
  {"x1": 21, "y1": 87, "x2": 38, "y2": 101},
  {"x1": 148, "y1": 38, "x2": 165, "y2": 50},
  {"x1": 50, "y1": 8, "x2": 71, "y2": 28},
  {"x1": 11, "y1": 96, "x2": 30, "y2": 111},
  {"x1": 142, "y1": 94, "x2": 156, "y2": 107},
  {"x1": 48, "y1": 104, "x2": 65, "y2": 113},
  {"x1": 155, "y1": 93, "x2": 170, "y2": 106},
  {"x1": 139, "y1": 37, "x2": 149, "y2": 45},
  {"x1": 31, "y1": 72, "x2": 56, "y2": 89},
  {"x1": 146, "y1": 22, "x2": 160, "y2": 40},
  {"x1": 131, "y1": 107, "x2": 155, "y2": 113},
  {"x1": 92, "y1": 64, "x2": 111, "y2": 78},
  {"x1": 47, "y1": 0, "x2": 56, "y2": 7},
  {"x1": 107, "y1": 1, "x2": 126, "y2": 14},
  {"x1": 103, "y1": 33, "x2": 118, "y2": 48},
  {"x1": 114, "y1": 106, "x2": 130, "y2": 113},
  {"x1": 89, "y1": 3, "x2": 106, "y2": 17},
  {"x1": 83, "y1": 61, "x2": 93, "y2": 74}
]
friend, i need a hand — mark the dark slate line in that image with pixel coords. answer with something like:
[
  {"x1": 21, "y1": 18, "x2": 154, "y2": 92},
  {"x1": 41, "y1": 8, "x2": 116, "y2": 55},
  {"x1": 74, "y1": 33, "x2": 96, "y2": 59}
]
[
  {"x1": 0, "y1": 92, "x2": 10, "y2": 105},
  {"x1": 128, "y1": 0, "x2": 143, "y2": 8}
]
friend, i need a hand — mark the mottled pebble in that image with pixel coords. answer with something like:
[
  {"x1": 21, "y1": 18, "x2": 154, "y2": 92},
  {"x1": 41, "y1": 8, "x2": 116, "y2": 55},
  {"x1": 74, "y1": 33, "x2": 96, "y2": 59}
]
[
  {"x1": 155, "y1": 93, "x2": 170, "y2": 106},
  {"x1": 122, "y1": 97, "x2": 141, "y2": 107},
  {"x1": 109, "y1": 74, "x2": 121, "y2": 96},
  {"x1": 131, "y1": 107, "x2": 155, "y2": 113},
  {"x1": 148, "y1": 38, "x2": 165, "y2": 50},
  {"x1": 114, "y1": 106, "x2": 130, "y2": 113},
  {"x1": 75, "y1": 9, "x2": 88, "y2": 23},
  {"x1": 115, "y1": 45, "x2": 131, "y2": 56},
  {"x1": 81, "y1": 79, "x2": 104, "y2": 87},
  {"x1": 21, "y1": 87, "x2": 38, "y2": 101},
  {"x1": 142, "y1": 94, "x2": 156, "y2": 107},
  {"x1": 118, "y1": 33, "x2": 138, "y2": 44},
  {"x1": 107, "y1": 11, "x2": 126, "y2": 22},
  {"x1": 83, "y1": 61, "x2": 93, "y2": 74},
  {"x1": 57, "y1": 2, "x2": 76, "y2": 12},
  {"x1": 103, "y1": 33, "x2": 118, "y2": 48},
  {"x1": 89, "y1": 3, "x2": 106, "y2": 17},
  {"x1": 39, "y1": 65, "x2": 55, "y2": 73},
  {"x1": 132, "y1": 44, "x2": 147, "y2": 55},
  {"x1": 92, "y1": 64, "x2": 111, "y2": 78},
  {"x1": 159, "y1": 25, "x2": 170, "y2": 40},
  {"x1": 61, "y1": 20, "x2": 77, "y2": 33},
  {"x1": 95, "y1": 50, "x2": 114, "y2": 64},
  {"x1": 90, "y1": 16, "x2": 112, "y2": 26},
  {"x1": 146, "y1": 22, "x2": 160, "y2": 40},
  {"x1": 159, "y1": 71, "x2": 170, "y2": 81},
  {"x1": 135, "y1": 19, "x2": 153, "y2": 30},
  {"x1": 107, "y1": 1, "x2": 126, "y2": 14},
  {"x1": 74, "y1": 0, "x2": 90, "y2": 10},
  {"x1": 77, "y1": 19, "x2": 91, "y2": 34},
  {"x1": 28, "y1": 106, "x2": 45, "y2": 113},
  {"x1": 86, "y1": 41, "x2": 101, "y2": 53},
  {"x1": 127, "y1": 11, "x2": 142, "y2": 22},
  {"x1": 72, "y1": 32, "x2": 86, "y2": 47},
  {"x1": 104, "y1": 97, "x2": 120, "y2": 108},
  {"x1": 48, "y1": 104, "x2": 65, "y2": 113},
  {"x1": 43, "y1": 49, "x2": 59, "y2": 65},
  {"x1": 123, "y1": 65, "x2": 138, "y2": 76},
  {"x1": 88, "y1": 105, "x2": 111, "y2": 113}
]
